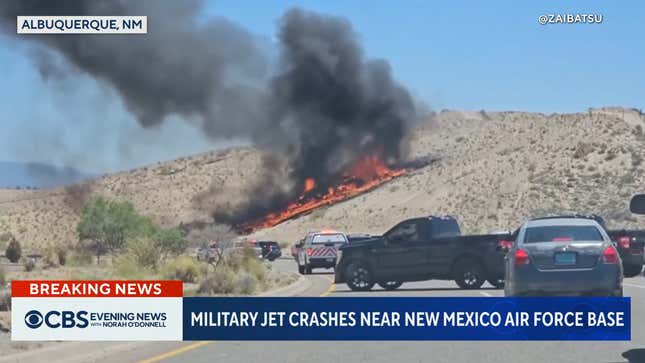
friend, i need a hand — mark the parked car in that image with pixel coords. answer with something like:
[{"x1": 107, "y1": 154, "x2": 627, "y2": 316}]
[
  {"x1": 512, "y1": 214, "x2": 644, "y2": 277},
  {"x1": 233, "y1": 238, "x2": 263, "y2": 258},
  {"x1": 505, "y1": 217, "x2": 623, "y2": 297},
  {"x1": 294, "y1": 230, "x2": 349, "y2": 274},
  {"x1": 334, "y1": 216, "x2": 511, "y2": 291},
  {"x1": 258, "y1": 241, "x2": 282, "y2": 261}
]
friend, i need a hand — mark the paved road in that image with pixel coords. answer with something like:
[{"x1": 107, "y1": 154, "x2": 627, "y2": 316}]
[{"x1": 104, "y1": 259, "x2": 645, "y2": 363}]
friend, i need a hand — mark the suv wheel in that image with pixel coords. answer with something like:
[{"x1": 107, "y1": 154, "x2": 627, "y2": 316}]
[
  {"x1": 345, "y1": 262, "x2": 375, "y2": 291},
  {"x1": 454, "y1": 259, "x2": 485, "y2": 289},
  {"x1": 378, "y1": 281, "x2": 403, "y2": 291}
]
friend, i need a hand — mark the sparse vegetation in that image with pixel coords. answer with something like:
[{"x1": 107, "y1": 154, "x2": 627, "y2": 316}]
[
  {"x1": 605, "y1": 151, "x2": 617, "y2": 161},
  {"x1": 23, "y1": 257, "x2": 35, "y2": 272},
  {"x1": 198, "y1": 268, "x2": 236, "y2": 294},
  {"x1": 113, "y1": 254, "x2": 154, "y2": 279},
  {"x1": 77, "y1": 197, "x2": 142, "y2": 262},
  {"x1": 77, "y1": 197, "x2": 187, "y2": 266},
  {"x1": 0, "y1": 265, "x2": 5, "y2": 286},
  {"x1": 5, "y1": 238, "x2": 22, "y2": 263},
  {"x1": 573, "y1": 142, "x2": 594, "y2": 159},
  {"x1": 57, "y1": 247, "x2": 67, "y2": 266},
  {"x1": 67, "y1": 248, "x2": 94, "y2": 267},
  {"x1": 155, "y1": 228, "x2": 188, "y2": 258},
  {"x1": 161, "y1": 256, "x2": 207, "y2": 283},
  {"x1": 197, "y1": 246, "x2": 269, "y2": 295},
  {"x1": 0, "y1": 291, "x2": 10, "y2": 311},
  {"x1": 124, "y1": 237, "x2": 161, "y2": 270}
]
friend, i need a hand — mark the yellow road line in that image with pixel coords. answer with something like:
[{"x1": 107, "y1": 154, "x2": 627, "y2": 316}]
[
  {"x1": 320, "y1": 279, "x2": 336, "y2": 297},
  {"x1": 137, "y1": 275, "x2": 336, "y2": 362},
  {"x1": 135, "y1": 341, "x2": 211, "y2": 363}
]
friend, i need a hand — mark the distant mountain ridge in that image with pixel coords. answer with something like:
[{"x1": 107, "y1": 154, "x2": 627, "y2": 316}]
[{"x1": 0, "y1": 161, "x2": 94, "y2": 188}]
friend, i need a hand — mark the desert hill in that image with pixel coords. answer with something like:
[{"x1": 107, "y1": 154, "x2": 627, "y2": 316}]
[{"x1": 1, "y1": 107, "x2": 644, "y2": 252}]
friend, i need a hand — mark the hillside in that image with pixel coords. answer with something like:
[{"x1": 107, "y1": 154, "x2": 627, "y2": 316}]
[{"x1": 1, "y1": 107, "x2": 644, "y2": 252}]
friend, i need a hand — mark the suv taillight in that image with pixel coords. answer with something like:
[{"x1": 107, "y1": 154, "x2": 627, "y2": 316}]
[
  {"x1": 514, "y1": 248, "x2": 529, "y2": 266},
  {"x1": 306, "y1": 248, "x2": 314, "y2": 256},
  {"x1": 602, "y1": 246, "x2": 619, "y2": 264},
  {"x1": 618, "y1": 236, "x2": 630, "y2": 250}
]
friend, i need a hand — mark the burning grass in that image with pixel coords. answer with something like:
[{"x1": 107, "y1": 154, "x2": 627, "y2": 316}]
[{"x1": 233, "y1": 155, "x2": 415, "y2": 233}]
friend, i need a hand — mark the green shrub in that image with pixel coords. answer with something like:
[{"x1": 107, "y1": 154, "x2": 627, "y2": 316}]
[
  {"x1": 155, "y1": 228, "x2": 187, "y2": 258},
  {"x1": 113, "y1": 254, "x2": 154, "y2": 279},
  {"x1": 161, "y1": 256, "x2": 206, "y2": 283},
  {"x1": 198, "y1": 267, "x2": 236, "y2": 294},
  {"x1": 67, "y1": 249, "x2": 93, "y2": 267},
  {"x1": 127, "y1": 237, "x2": 161, "y2": 270},
  {"x1": 245, "y1": 258, "x2": 266, "y2": 284},
  {"x1": 5, "y1": 238, "x2": 21, "y2": 263},
  {"x1": 196, "y1": 248, "x2": 269, "y2": 295},
  {"x1": 56, "y1": 246, "x2": 67, "y2": 266},
  {"x1": 0, "y1": 291, "x2": 10, "y2": 311},
  {"x1": 42, "y1": 246, "x2": 59, "y2": 269},
  {"x1": 77, "y1": 197, "x2": 147, "y2": 262},
  {"x1": 0, "y1": 231, "x2": 12, "y2": 252},
  {"x1": 234, "y1": 271, "x2": 258, "y2": 295},
  {"x1": 23, "y1": 258, "x2": 35, "y2": 272}
]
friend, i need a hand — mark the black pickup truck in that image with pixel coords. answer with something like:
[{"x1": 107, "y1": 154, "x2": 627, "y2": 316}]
[
  {"x1": 607, "y1": 229, "x2": 645, "y2": 277},
  {"x1": 334, "y1": 216, "x2": 511, "y2": 291}
]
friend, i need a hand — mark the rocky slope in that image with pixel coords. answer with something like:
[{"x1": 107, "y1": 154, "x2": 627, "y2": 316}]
[{"x1": 1, "y1": 107, "x2": 644, "y2": 252}]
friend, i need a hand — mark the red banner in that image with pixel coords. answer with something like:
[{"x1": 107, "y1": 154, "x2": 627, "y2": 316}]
[{"x1": 11, "y1": 280, "x2": 183, "y2": 297}]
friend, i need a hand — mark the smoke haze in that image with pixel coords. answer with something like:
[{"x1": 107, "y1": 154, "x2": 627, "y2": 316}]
[{"x1": 0, "y1": 1, "x2": 421, "y2": 223}]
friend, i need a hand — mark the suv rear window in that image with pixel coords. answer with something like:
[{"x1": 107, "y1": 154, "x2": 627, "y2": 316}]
[
  {"x1": 523, "y1": 225, "x2": 603, "y2": 243},
  {"x1": 312, "y1": 233, "x2": 347, "y2": 244}
]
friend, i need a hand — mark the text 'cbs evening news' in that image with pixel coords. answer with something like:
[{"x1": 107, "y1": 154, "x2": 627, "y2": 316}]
[{"x1": 10, "y1": 281, "x2": 630, "y2": 341}]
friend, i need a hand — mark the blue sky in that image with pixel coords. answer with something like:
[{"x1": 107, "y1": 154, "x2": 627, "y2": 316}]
[
  {"x1": 207, "y1": 0, "x2": 643, "y2": 112},
  {"x1": 1, "y1": 1, "x2": 643, "y2": 173}
]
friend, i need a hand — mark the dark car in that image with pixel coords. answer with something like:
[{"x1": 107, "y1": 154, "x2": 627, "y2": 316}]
[
  {"x1": 521, "y1": 214, "x2": 644, "y2": 277},
  {"x1": 258, "y1": 241, "x2": 282, "y2": 261},
  {"x1": 334, "y1": 216, "x2": 511, "y2": 291},
  {"x1": 504, "y1": 217, "x2": 623, "y2": 297}
]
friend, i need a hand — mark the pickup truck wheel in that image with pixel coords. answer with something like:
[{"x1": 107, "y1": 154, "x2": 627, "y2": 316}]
[
  {"x1": 454, "y1": 259, "x2": 485, "y2": 289},
  {"x1": 345, "y1": 262, "x2": 375, "y2": 291},
  {"x1": 487, "y1": 278, "x2": 505, "y2": 289},
  {"x1": 624, "y1": 264, "x2": 643, "y2": 278},
  {"x1": 298, "y1": 265, "x2": 305, "y2": 274},
  {"x1": 378, "y1": 281, "x2": 403, "y2": 291}
]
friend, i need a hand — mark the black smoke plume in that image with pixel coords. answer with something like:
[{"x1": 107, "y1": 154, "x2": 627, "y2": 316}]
[{"x1": 0, "y1": 2, "x2": 420, "y2": 225}]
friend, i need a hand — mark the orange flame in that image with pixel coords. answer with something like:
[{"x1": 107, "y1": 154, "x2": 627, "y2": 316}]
[
  {"x1": 236, "y1": 155, "x2": 406, "y2": 233},
  {"x1": 304, "y1": 178, "x2": 315, "y2": 193}
]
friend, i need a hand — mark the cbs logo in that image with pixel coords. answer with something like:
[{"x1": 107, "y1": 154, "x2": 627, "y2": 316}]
[{"x1": 24, "y1": 310, "x2": 89, "y2": 329}]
